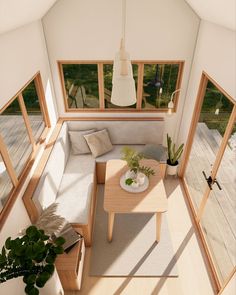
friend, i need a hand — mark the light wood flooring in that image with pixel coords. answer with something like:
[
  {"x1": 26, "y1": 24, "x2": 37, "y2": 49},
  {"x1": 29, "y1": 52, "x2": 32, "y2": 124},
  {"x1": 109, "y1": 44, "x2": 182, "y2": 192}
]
[
  {"x1": 185, "y1": 123, "x2": 235, "y2": 283},
  {"x1": 65, "y1": 179, "x2": 215, "y2": 295}
]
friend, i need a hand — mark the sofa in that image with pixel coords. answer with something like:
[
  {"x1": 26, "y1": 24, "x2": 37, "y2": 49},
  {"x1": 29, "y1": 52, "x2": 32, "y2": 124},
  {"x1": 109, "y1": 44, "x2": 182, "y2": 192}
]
[{"x1": 23, "y1": 119, "x2": 166, "y2": 247}]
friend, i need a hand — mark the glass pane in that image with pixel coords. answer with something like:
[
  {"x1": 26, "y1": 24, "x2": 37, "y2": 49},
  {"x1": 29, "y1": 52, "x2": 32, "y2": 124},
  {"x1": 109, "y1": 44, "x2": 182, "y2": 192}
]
[
  {"x1": 184, "y1": 80, "x2": 234, "y2": 211},
  {"x1": 200, "y1": 122, "x2": 236, "y2": 284},
  {"x1": 104, "y1": 64, "x2": 137, "y2": 109},
  {"x1": 0, "y1": 154, "x2": 14, "y2": 211},
  {"x1": 22, "y1": 80, "x2": 45, "y2": 142},
  {"x1": 0, "y1": 98, "x2": 32, "y2": 177},
  {"x1": 142, "y1": 64, "x2": 179, "y2": 109},
  {"x1": 62, "y1": 64, "x2": 99, "y2": 109}
]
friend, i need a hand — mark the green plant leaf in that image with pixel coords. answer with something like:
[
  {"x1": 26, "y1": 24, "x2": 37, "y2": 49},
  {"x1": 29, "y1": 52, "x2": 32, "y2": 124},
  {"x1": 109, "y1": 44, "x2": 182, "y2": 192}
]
[
  {"x1": 53, "y1": 246, "x2": 64, "y2": 254},
  {"x1": 45, "y1": 253, "x2": 56, "y2": 264},
  {"x1": 26, "y1": 274, "x2": 37, "y2": 285},
  {"x1": 125, "y1": 178, "x2": 133, "y2": 185},
  {"x1": 26, "y1": 285, "x2": 39, "y2": 295},
  {"x1": 5, "y1": 237, "x2": 11, "y2": 249},
  {"x1": 35, "y1": 272, "x2": 50, "y2": 288},
  {"x1": 54, "y1": 237, "x2": 65, "y2": 246},
  {"x1": 44, "y1": 264, "x2": 55, "y2": 275}
]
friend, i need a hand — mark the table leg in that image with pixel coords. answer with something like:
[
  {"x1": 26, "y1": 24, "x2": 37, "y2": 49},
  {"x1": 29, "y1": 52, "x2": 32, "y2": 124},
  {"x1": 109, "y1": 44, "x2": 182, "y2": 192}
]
[
  {"x1": 156, "y1": 212, "x2": 162, "y2": 242},
  {"x1": 108, "y1": 212, "x2": 115, "y2": 242}
]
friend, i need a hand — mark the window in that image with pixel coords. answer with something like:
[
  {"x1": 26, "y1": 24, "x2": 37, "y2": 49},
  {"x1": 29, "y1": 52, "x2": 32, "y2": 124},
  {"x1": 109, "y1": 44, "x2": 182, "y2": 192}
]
[
  {"x1": 0, "y1": 72, "x2": 50, "y2": 225},
  {"x1": 103, "y1": 63, "x2": 138, "y2": 109},
  {"x1": 62, "y1": 64, "x2": 100, "y2": 109},
  {"x1": 0, "y1": 153, "x2": 14, "y2": 211},
  {"x1": 59, "y1": 61, "x2": 184, "y2": 112},
  {"x1": 0, "y1": 97, "x2": 32, "y2": 177},
  {"x1": 22, "y1": 80, "x2": 46, "y2": 142},
  {"x1": 142, "y1": 63, "x2": 180, "y2": 109}
]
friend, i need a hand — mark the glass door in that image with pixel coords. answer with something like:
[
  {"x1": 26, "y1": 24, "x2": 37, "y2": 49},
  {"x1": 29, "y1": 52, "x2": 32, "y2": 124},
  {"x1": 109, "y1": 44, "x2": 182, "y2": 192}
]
[
  {"x1": 184, "y1": 79, "x2": 234, "y2": 212},
  {"x1": 182, "y1": 73, "x2": 236, "y2": 291},
  {"x1": 200, "y1": 122, "x2": 236, "y2": 284}
]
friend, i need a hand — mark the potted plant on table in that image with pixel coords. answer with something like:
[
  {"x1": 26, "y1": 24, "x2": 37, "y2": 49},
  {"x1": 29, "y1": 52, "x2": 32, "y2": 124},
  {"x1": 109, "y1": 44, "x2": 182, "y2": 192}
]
[
  {"x1": 0, "y1": 225, "x2": 65, "y2": 295},
  {"x1": 166, "y1": 134, "x2": 184, "y2": 176},
  {"x1": 121, "y1": 147, "x2": 155, "y2": 188}
]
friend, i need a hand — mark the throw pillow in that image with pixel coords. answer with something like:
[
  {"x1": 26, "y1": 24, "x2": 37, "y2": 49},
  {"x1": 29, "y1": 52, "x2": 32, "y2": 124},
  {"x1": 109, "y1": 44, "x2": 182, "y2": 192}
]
[
  {"x1": 69, "y1": 129, "x2": 96, "y2": 155},
  {"x1": 84, "y1": 129, "x2": 113, "y2": 158},
  {"x1": 142, "y1": 144, "x2": 167, "y2": 162}
]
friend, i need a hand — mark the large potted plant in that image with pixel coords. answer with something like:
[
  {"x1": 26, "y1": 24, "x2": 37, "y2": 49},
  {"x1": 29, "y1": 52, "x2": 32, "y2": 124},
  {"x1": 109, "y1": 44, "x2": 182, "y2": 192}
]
[
  {"x1": 166, "y1": 134, "x2": 184, "y2": 176},
  {"x1": 0, "y1": 225, "x2": 65, "y2": 295}
]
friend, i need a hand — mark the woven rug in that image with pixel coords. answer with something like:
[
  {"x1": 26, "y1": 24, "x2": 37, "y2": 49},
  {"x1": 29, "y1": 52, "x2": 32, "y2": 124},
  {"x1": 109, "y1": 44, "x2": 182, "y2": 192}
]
[{"x1": 90, "y1": 186, "x2": 178, "y2": 277}]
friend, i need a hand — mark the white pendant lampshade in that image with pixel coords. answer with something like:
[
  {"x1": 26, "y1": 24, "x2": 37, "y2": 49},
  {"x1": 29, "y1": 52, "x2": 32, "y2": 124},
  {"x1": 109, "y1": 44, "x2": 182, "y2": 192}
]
[
  {"x1": 111, "y1": 39, "x2": 136, "y2": 106},
  {"x1": 111, "y1": 0, "x2": 136, "y2": 106}
]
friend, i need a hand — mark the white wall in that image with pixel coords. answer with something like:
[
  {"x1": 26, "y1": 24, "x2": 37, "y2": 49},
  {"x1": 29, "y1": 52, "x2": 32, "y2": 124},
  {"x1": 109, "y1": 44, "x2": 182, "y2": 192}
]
[
  {"x1": 0, "y1": 21, "x2": 58, "y2": 124},
  {"x1": 43, "y1": 0, "x2": 200, "y2": 140},
  {"x1": 0, "y1": 21, "x2": 60, "y2": 295},
  {"x1": 178, "y1": 20, "x2": 236, "y2": 145}
]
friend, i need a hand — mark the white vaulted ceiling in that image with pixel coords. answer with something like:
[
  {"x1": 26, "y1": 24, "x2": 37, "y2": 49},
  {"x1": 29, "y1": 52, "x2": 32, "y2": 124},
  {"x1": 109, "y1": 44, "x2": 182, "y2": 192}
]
[
  {"x1": 185, "y1": 0, "x2": 236, "y2": 31},
  {"x1": 0, "y1": 0, "x2": 235, "y2": 34},
  {"x1": 0, "y1": 0, "x2": 57, "y2": 34}
]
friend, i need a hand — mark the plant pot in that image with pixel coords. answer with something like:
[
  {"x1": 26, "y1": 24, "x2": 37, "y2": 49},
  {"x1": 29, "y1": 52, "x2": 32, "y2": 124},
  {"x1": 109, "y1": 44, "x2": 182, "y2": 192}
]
[{"x1": 166, "y1": 160, "x2": 179, "y2": 176}]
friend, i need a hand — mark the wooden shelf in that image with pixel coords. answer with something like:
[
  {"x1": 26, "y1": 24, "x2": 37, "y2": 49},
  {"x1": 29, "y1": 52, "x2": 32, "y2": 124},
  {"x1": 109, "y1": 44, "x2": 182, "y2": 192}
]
[{"x1": 56, "y1": 239, "x2": 85, "y2": 291}]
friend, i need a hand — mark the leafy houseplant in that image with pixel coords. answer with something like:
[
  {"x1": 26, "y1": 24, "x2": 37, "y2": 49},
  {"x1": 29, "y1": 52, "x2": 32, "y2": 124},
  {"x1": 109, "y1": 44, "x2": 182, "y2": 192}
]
[
  {"x1": 0, "y1": 226, "x2": 65, "y2": 295},
  {"x1": 166, "y1": 134, "x2": 184, "y2": 175},
  {"x1": 121, "y1": 147, "x2": 155, "y2": 186}
]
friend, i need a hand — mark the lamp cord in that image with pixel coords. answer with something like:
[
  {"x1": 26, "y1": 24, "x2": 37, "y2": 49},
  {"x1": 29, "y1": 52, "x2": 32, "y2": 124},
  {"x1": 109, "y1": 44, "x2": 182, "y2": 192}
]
[{"x1": 122, "y1": 0, "x2": 126, "y2": 45}]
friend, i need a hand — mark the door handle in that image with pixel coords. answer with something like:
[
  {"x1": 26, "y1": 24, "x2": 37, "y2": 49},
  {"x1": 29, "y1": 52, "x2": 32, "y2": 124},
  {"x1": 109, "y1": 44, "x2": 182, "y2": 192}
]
[{"x1": 202, "y1": 171, "x2": 222, "y2": 191}]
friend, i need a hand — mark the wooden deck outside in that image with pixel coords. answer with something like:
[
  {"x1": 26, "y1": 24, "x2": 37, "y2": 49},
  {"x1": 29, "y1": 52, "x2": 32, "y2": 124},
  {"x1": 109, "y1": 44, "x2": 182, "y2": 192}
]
[
  {"x1": 185, "y1": 122, "x2": 236, "y2": 283},
  {"x1": 0, "y1": 115, "x2": 44, "y2": 208}
]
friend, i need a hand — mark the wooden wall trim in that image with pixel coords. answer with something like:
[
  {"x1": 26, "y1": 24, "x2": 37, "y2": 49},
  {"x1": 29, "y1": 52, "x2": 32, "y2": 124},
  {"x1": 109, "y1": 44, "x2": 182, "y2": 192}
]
[
  {"x1": 60, "y1": 116, "x2": 164, "y2": 121},
  {"x1": 22, "y1": 119, "x2": 63, "y2": 222}
]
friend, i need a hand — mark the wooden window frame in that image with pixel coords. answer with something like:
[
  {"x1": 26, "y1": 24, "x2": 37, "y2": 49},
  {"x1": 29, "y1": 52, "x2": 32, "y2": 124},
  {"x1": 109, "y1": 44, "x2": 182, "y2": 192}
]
[
  {"x1": 0, "y1": 72, "x2": 51, "y2": 229},
  {"x1": 179, "y1": 71, "x2": 236, "y2": 294},
  {"x1": 58, "y1": 60, "x2": 184, "y2": 113}
]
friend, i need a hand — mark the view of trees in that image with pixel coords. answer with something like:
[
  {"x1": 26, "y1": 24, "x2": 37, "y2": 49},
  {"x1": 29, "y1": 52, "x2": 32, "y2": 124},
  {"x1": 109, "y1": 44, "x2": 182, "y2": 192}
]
[
  {"x1": 142, "y1": 64, "x2": 179, "y2": 109},
  {"x1": 200, "y1": 81, "x2": 235, "y2": 136}
]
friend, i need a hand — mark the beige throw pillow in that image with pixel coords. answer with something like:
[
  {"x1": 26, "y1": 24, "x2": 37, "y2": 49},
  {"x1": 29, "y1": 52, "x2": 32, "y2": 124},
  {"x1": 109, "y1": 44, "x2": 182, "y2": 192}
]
[
  {"x1": 69, "y1": 129, "x2": 96, "y2": 155},
  {"x1": 84, "y1": 129, "x2": 113, "y2": 158}
]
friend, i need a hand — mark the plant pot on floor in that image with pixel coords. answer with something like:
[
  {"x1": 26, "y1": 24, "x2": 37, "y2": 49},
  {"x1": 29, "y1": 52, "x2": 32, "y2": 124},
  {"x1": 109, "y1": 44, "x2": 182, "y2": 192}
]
[{"x1": 166, "y1": 160, "x2": 179, "y2": 176}]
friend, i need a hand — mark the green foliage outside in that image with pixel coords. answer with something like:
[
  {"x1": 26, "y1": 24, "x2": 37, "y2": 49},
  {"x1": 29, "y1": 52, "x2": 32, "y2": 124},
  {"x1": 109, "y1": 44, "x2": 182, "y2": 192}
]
[
  {"x1": 200, "y1": 81, "x2": 235, "y2": 136},
  {"x1": 142, "y1": 64, "x2": 179, "y2": 108},
  {"x1": 63, "y1": 64, "x2": 99, "y2": 108},
  {"x1": 0, "y1": 226, "x2": 65, "y2": 295},
  {"x1": 2, "y1": 81, "x2": 41, "y2": 115}
]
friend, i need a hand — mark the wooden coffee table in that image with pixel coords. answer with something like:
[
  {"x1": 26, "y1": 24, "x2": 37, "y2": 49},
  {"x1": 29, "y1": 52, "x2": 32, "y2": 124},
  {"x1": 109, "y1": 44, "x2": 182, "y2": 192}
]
[{"x1": 104, "y1": 159, "x2": 168, "y2": 242}]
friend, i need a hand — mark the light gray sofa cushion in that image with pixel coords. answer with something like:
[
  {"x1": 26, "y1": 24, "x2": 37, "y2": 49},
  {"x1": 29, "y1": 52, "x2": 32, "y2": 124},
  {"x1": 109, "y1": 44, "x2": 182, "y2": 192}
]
[
  {"x1": 84, "y1": 129, "x2": 113, "y2": 158},
  {"x1": 69, "y1": 129, "x2": 96, "y2": 155},
  {"x1": 142, "y1": 144, "x2": 167, "y2": 163},
  {"x1": 55, "y1": 154, "x2": 95, "y2": 224}
]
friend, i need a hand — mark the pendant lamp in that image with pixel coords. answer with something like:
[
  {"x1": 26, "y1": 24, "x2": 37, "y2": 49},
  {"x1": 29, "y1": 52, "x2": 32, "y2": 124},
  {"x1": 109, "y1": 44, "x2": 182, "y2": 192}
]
[{"x1": 111, "y1": 0, "x2": 136, "y2": 106}]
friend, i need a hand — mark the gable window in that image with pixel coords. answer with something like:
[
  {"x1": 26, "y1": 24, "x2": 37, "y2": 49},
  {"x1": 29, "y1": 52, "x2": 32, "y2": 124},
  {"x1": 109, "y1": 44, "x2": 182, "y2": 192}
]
[
  {"x1": 0, "y1": 72, "x2": 50, "y2": 226},
  {"x1": 59, "y1": 60, "x2": 184, "y2": 112}
]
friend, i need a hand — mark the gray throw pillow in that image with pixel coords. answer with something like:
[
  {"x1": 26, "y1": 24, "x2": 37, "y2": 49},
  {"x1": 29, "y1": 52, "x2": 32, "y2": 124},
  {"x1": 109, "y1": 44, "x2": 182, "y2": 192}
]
[
  {"x1": 83, "y1": 129, "x2": 113, "y2": 158},
  {"x1": 69, "y1": 129, "x2": 96, "y2": 155},
  {"x1": 142, "y1": 144, "x2": 167, "y2": 163}
]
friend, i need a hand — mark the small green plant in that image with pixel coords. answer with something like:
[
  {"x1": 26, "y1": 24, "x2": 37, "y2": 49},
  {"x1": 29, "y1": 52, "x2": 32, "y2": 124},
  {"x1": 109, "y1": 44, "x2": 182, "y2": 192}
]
[
  {"x1": 167, "y1": 134, "x2": 184, "y2": 166},
  {"x1": 121, "y1": 147, "x2": 155, "y2": 178},
  {"x1": 0, "y1": 226, "x2": 65, "y2": 295}
]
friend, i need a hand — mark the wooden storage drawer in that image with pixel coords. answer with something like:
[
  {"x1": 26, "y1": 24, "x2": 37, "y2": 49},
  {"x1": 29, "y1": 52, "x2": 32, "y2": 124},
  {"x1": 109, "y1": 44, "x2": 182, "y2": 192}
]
[{"x1": 56, "y1": 239, "x2": 85, "y2": 291}]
